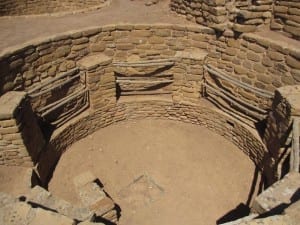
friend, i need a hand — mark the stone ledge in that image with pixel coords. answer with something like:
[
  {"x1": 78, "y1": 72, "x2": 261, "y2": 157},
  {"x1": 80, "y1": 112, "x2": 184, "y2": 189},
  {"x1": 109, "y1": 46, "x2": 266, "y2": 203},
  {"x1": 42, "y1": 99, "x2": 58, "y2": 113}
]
[
  {"x1": 276, "y1": 85, "x2": 300, "y2": 116},
  {"x1": 0, "y1": 91, "x2": 26, "y2": 120},
  {"x1": 78, "y1": 54, "x2": 112, "y2": 70}
]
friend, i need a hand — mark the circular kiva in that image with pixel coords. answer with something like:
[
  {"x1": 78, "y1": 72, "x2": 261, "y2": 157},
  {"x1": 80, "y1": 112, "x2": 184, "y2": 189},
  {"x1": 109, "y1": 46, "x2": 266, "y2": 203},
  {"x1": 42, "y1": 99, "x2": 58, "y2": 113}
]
[{"x1": 0, "y1": 23, "x2": 298, "y2": 187}]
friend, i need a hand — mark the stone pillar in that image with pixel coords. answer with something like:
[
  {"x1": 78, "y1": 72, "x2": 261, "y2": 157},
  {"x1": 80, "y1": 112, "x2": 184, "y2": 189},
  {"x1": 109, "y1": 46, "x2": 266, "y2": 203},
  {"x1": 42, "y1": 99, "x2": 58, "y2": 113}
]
[
  {"x1": 78, "y1": 53, "x2": 115, "y2": 111},
  {"x1": 0, "y1": 92, "x2": 45, "y2": 166},
  {"x1": 263, "y1": 85, "x2": 300, "y2": 182},
  {"x1": 172, "y1": 49, "x2": 207, "y2": 104}
]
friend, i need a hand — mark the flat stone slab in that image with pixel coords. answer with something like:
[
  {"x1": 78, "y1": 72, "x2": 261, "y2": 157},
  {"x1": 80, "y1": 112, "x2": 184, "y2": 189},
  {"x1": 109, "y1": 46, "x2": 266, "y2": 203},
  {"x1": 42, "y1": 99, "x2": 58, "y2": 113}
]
[
  {"x1": 175, "y1": 49, "x2": 207, "y2": 61},
  {"x1": 77, "y1": 54, "x2": 112, "y2": 70},
  {"x1": 73, "y1": 172, "x2": 116, "y2": 219},
  {"x1": 29, "y1": 207, "x2": 75, "y2": 225},
  {"x1": 27, "y1": 186, "x2": 93, "y2": 221},
  {"x1": 252, "y1": 172, "x2": 300, "y2": 214},
  {"x1": 0, "y1": 91, "x2": 26, "y2": 120}
]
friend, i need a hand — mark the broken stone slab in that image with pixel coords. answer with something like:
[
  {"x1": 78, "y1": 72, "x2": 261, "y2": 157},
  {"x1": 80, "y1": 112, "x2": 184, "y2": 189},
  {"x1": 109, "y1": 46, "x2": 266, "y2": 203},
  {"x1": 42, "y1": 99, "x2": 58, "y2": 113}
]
[
  {"x1": 73, "y1": 172, "x2": 116, "y2": 219},
  {"x1": 73, "y1": 171, "x2": 97, "y2": 188},
  {"x1": 252, "y1": 172, "x2": 300, "y2": 214},
  {"x1": 27, "y1": 185, "x2": 94, "y2": 221},
  {"x1": 29, "y1": 207, "x2": 75, "y2": 225}
]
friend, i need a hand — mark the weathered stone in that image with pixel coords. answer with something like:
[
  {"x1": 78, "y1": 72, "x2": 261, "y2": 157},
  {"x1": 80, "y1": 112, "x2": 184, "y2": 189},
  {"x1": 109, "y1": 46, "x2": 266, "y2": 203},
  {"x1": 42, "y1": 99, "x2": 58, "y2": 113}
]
[
  {"x1": 90, "y1": 43, "x2": 106, "y2": 52},
  {"x1": 268, "y1": 50, "x2": 285, "y2": 61},
  {"x1": 286, "y1": 56, "x2": 300, "y2": 69},
  {"x1": 55, "y1": 46, "x2": 71, "y2": 58},
  {"x1": 30, "y1": 208, "x2": 75, "y2": 225},
  {"x1": 247, "y1": 52, "x2": 261, "y2": 62},
  {"x1": 252, "y1": 172, "x2": 300, "y2": 214},
  {"x1": 116, "y1": 43, "x2": 134, "y2": 50},
  {"x1": 9, "y1": 58, "x2": 24, "y2": 70},
  {"x1": 291, "y1": 69, "x2": 300, "y2": 82},
  {"x1": 253, "y1": 63, "x2": 266, "y2": 73},
  {"x1": 233, "y1": 24, "x2": 256, "y2": 33},
  {"x1": 0, "y1": 92, "x2": 26, "y2": 120},
  {"x1": 234, "y1": 65, "x2": 247, "y2": 75}
]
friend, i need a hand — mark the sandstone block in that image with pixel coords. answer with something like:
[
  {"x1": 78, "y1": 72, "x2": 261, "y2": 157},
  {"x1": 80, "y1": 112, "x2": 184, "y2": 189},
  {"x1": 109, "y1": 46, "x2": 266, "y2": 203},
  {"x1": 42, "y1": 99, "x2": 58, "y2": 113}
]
[
  {"x1": 233, "y1": 24, "x2": 256, "y2": 33},
  {"x1": 234, "y1": 65, "x2": 247, "y2": 75},
  {"x1": 267, "y1": 51, "x2": 285, "y2": 61},
  {"x1": 286, "y1": 56, "x2": 300, "y2": 69},
  {"x1": 0, "y1": 92, "x2": 26, "y2": 120},
  {"x1": 78, "y1": 54, "x2": 112, "y2": 70},
  {"x1": 90, "y1": 43, "x2": 106, "y2": 52},
  {"x1": 247, "y1": 52, "x2": 261, "y2": 62}
]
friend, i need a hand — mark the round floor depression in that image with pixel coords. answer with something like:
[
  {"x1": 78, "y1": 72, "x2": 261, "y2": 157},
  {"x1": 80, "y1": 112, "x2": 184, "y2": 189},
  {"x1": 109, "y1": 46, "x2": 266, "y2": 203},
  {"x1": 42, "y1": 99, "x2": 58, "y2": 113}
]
[{"x1": 49, "y1": 119, "x2": 261, "y2": 225}]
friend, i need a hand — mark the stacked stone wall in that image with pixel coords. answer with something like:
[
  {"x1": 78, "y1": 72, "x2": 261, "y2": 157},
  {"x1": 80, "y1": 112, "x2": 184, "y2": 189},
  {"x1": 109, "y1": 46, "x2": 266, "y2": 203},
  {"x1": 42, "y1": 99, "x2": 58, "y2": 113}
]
[
  {"x1": 37, "y1": 100, "x2": 269, "y2": 184},
  {"x1": 0, "y1": 0, "x2": 108, "y2": 16},
  {"x1": 170, "y1": 0, "x2": 273, "y2": 32},
  {"x1": 0, "y1": 92, "x2": 45, "y2": 166},
  {"x1": 271, "y1": 0, "x2": 300, "y2": 40},
  {"x1": 0, "y1": 23, "x2": 299, "y2": 183},
  {"x1": 207, "y1": 33, "x2": 300, "y2": 110},
  {"x1": 0, "y1": 24, "x2": 299, "y2": 109}
]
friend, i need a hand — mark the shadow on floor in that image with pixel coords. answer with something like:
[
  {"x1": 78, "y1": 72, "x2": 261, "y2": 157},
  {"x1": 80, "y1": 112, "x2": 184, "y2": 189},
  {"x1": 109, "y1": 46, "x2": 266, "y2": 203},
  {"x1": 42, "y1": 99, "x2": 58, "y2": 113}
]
[{"x1": 216, "y1": 167, "x2": 264, "y2": 224}]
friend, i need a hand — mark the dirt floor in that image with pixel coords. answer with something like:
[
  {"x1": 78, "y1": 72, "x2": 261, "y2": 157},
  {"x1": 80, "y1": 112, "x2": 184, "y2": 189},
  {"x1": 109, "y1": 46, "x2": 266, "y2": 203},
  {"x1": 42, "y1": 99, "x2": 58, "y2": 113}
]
[
  {"x1": 0, "y1": 165, "x2": 31, "y2": 197},
  {"x1": 0, "y1": 0, "x2": 194, "y2": 50},
  {"x1": 49, "y1": 119, "x2": 260, "y2": 225},
  {"x1": 0, "y1": 0, "x2": 299, "y2": 52}
]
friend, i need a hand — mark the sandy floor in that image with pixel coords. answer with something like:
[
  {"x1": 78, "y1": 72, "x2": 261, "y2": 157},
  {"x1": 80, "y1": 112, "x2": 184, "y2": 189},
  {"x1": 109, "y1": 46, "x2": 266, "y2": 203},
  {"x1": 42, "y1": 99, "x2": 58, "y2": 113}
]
[
  {"x1": 0, "y1": 165, "x2": 31, "y2": 197},
  {"x1": 49, "y1": 119, "x2": 259, "y2": 225},
  {"x1": 0, "y1": 0, "x2": 299, "y2": 52},
  {"x1": 0, "y1": 0, "x2": 193, "y2": 50}
]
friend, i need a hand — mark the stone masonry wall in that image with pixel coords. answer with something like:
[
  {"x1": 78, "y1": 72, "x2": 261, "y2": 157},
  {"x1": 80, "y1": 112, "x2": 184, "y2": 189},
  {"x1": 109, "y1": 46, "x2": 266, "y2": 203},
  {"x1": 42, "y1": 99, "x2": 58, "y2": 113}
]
[
  {"x1": 271, "y1": 0, "x2": 300, "y2": 40},
  {"x1": 206, "y1": 32, "x2": 300, "y2": 110},
  {"x1": 0, "y1": 0, "x2": 108, "y2": 16},
  {"x1": 0, "y1": 24, "x2": 215, "y2": 96},
  {"x1": 37, "y1": 100, "x2": 269, "y2": 185},
  {"x1": 0, "y1": 92, "x2": 45, "y2": 166},
  {"x1": 0, "y1": 24, "x2": 299, "y2": 110},
  {"x1": 0, "y1": 23, "x2": 299, "y2": 182},
  {"x1": 170, "y1": 0, "x2": 273, "y2": 33}
]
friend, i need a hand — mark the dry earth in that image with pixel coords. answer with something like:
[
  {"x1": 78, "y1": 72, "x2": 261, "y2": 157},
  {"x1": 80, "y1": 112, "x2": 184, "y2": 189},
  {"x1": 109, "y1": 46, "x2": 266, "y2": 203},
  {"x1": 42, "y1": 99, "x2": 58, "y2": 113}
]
[
  {"x1": 0, "y1": 0, "x2": 193, "y2": 50},
  {"x1": 49, "y1": 119, "x2": 260, "y2": 225}
]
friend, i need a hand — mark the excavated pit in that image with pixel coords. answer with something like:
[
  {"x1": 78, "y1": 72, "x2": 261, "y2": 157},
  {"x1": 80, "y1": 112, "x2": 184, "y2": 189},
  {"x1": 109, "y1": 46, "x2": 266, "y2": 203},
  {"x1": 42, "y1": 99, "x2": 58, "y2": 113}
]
[
  {"x1": 0, "y1": 1, "x2": 299, "y2": 224},
  {"x1": 49, "y1": 119, "x2": 260, "y2": 225}
]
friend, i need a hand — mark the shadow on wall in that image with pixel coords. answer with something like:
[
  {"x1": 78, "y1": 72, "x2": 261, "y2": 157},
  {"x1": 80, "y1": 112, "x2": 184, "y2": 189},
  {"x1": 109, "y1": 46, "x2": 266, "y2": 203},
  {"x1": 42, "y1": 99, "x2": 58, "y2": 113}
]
[{"x1": 216, "y1": 167, "x2": 264, "y2": 224}]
